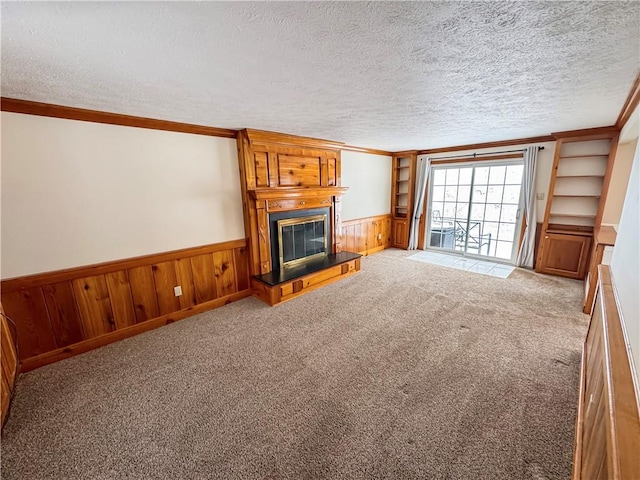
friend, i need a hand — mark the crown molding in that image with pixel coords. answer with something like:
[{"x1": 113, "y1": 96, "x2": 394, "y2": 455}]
[
  {"x1": 1, "y1": 97, "x2": 238, "y2": 138},
  {"x1": 616, "y1": 72, "x2": 640, "y2": 130},
  {"x1": 414, "y1": 135, "x2": 555, "y2": 156}
]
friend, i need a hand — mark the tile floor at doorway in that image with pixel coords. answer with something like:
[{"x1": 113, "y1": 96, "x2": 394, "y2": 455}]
[{"x1": 407, "y1": 250, "x2": 516, "y2": 278}]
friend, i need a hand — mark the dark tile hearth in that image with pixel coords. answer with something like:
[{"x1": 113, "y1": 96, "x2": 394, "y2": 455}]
[{"x1": 254, "y1": 251, "x2": 362, "y2": 286}]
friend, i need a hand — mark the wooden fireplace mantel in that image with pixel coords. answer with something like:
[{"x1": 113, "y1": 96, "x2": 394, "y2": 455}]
[
  {"x1": 250, "y1": 186, "x2": 348, "y2": 201},
  {"x1": 237, "y1": 129, "x2": 359, "y2": 304}
]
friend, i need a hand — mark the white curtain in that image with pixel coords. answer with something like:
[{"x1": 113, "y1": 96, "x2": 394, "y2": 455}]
[
  {"x1": 408, "y1": 156, "x2": 431, "y2": 250},
  {"x1": 516, "y1": 146, "x2": 539, "y2": 268}
]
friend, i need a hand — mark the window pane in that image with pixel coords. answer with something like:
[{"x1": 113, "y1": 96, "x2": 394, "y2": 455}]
[
  {"x1": 487, "y1": 185, "x2": 504, "y2": 203},
  {"x1": 482, "y1": 221, "x2": 500, "y2": 238},
  {"x1": 444, "y1": 186, "x2": 458, "y2": 201},
  {"x1": 475, "y1": 167, "x2": 489, "y2": 184},
  {"x1": 500, "y1": 205, "x2": 518, "y2": 223},
  {"x1": 431, "y1": 202, "x2": 444, "y2": 222},
  {"x1": 455, "y1": 203, "x2": 470, "y2": 219},
  {"x1": 459, "y1": 168, "x2": 473, "y2": 185},
  {"x1": 498, "y1": 223, "x2": 516, "y2": 241},
  {"x1": 446, "y1": 168, "x2": 459, "y2": 184},
  {"x1": 457, "y1": 185, "x2": 471, "y2": 202},
  {"x1": 472, "y1": 185, "x2": 487, "y2": 203},
  {"x1": 505, "y1": 165, "x2": 524, "y2": 184},
  {"x1": 433, "y1": 169, "x2": 446, "y2": 185},
  {"x1": 503, "y1": 185, "x2": 521, "y2": 204},
  {"x1": 443, "y1": 202, "x2": 457, "y2": 218},
  {"x1": 485, "y1": 204, "x2": 502, "y2": 222},
  {"x1": 486, "y1": 239, "x2": 497, "y2": 257},
  {"x1": 489, "y1": 166, "x2": 506, "y2": 184},
  {"x1": 432, "y1": 185, "x2": 445, "y2": 202},
  {"x1": 496, "y1": 241, "x2": 513, "y2": 259},
  {"x1": 470, "y1": 203, "x2": 485, "y2": 221}
]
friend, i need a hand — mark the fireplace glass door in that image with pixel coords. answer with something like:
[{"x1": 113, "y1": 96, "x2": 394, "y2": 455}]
[{"x1": 277, "y1": 214, "x2": 328, "y2": 269}]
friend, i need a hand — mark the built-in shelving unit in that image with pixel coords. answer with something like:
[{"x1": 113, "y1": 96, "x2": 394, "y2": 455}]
[
  {"x1": 536, "y1": 131, "x2": 619, "y2": 279},
  {"x1": 546, "y1": 141, "x2": 611, "y2": 229},
  {"x1": 390, "y1": 152, "x2": 417, "y2": 249}
]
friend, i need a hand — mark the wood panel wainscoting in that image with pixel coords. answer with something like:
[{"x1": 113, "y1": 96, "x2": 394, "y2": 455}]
[
  {"x1": 572, "y1": 265, "x2": 640, "y2": 479},
  {"x1": 1, "y1": 302, "x2": 18, "y2": 427},
  {"x1": 341, "y1": 214, "x2": 392, "y2": 256},
  {"x1": 0, "y1": 240, "x2": 251, "y2": 372}
]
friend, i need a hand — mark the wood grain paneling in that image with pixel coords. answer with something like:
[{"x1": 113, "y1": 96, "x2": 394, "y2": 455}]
[
  {"x1": 233, "y1": 247, "x2": 250, "y2": 292},
  {"x1": 254, "y1": 151, "x2": 269, "y2": 187},
  {"x1": 128, "y1": 266, "x2": 160, "y2": 323},
  {"x1": 42, "y1": 282, "x2": 85, "y2": 347},
  {"x1": 105, "y1": 271, "x2": 137, "y2": 329},
  {"x1": 191, "y1": 254, "x2": 217, "y2": 303},
  {"x1": 1, "y1": 303, "x2": 18, "y2": 427},
  {"x1": 277, "y1": 154, "x2": 322, "y2": 187},
  {"x1": 341, "y1": 214, "x2": 392, "y2": 256},
  {"x1": 152, "y1": 261, "x2": 181, "y2": 315},
  {"x1": 2, "y1": 288, "x2": 56, "y2": 358},
  {"x1": 213, "y1": 251, "x2": 236, "y2": 298},
  {"x1": 0, "y1": 240, "x2": 250, "y2": 370},
  {"x1": 73, "y1": 275, "x2": 115, "y2": 338},
  {"x1": 174, "y1": 258, "x2": 196, "y2": 309}
]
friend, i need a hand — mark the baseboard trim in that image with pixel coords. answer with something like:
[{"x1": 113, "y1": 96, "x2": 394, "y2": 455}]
[
  {"x1": 359, "y1": 245, "x2": 387, "y2": 256},
  {"x1": 20, "y1": 289, "x2": 252, "y2": 372}
]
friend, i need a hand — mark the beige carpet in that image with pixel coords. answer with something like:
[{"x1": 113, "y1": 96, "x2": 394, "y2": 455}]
[{"x1": 1, "y1": 249, "x2": 587, "y2": 480}]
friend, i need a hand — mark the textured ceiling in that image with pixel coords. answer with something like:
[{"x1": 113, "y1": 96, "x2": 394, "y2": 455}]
[{"x1": 1, "y1": 2, "x2": 639, "y2": 151}]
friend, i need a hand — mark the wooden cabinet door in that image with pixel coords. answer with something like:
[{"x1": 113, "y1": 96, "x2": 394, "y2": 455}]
[
  {"x1": 392, "y1": 219, "x2": 409, "y2": 249},
  {"x1": 538, "y1": 233, "x2": 592, "y2": 279}
]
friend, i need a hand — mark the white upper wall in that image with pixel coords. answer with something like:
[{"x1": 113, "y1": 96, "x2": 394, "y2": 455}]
[
  {"x1": 0, "y1": 112, "x2": 245, "y2": 278},
  {"x1": 610, "y1": 142, "x2": 640, "y2": 386},
  {"x1": 603, "y1": 138, "x2": 638, "y2": 225},
  {"x1": 340, "y1": 151, "x2": 392, "y2": 221}
]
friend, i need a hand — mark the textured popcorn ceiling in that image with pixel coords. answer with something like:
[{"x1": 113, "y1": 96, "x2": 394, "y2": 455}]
[{"x1": 1, "y1": 2, "x2": 639, "y2": 151}]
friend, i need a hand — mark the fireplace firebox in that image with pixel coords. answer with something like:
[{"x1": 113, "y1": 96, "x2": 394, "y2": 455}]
[{"x1": 269, "y1": 207, "x2": 330, "y2": 271}]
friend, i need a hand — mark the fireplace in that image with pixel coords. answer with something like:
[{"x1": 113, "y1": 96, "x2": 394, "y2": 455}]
[{"x1": 269, "y1": 208, "x2": 330, "y2": 271}]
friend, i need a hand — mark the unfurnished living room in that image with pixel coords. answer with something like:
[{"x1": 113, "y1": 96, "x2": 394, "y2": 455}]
[{"x1": 1, "y1": 2, "x2": 639, "y2": 479}]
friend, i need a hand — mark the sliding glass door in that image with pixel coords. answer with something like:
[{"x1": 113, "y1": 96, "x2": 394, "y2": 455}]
[{"x1": 427, "y1": 160, "x2": 524, "y2": 263}]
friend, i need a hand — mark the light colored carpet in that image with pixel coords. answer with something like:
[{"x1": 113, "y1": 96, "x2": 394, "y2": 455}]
[{"x1": 1, "y1": 249, "x2": 587, "y2": 480}]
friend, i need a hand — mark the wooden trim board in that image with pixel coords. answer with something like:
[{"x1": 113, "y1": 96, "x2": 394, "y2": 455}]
[
  {"x1": 341, "y1": 145, "x2": 393, "y2": 156},
  {"x1": 416, "y1": 135, "x2": 555, "y2": 155},
  {"x1": 616, "y1": 72, "x2": 640, "y2": 130},
  {"x1": 552, "y1": 126, "x2": 619, "y2": 141},
  {"x1": 1, "y1": 97, "x2": 238, "y2": 138}
]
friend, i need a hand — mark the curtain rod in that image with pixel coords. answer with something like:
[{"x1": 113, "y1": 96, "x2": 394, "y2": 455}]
[{"x1": 429, "y1": 146, "x2": 544, "y2": 161}]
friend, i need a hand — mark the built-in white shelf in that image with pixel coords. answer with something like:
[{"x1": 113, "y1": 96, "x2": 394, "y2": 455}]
[
  {"x1": 556, "y1": 156, "x2": 607, "y2": 177},
  {"x1": 560, "y1": 139, "x2": 611, "y2": 157}
]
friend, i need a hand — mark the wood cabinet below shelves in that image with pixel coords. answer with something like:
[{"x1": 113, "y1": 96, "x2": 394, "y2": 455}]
[
  {"x1": 537, "y1": 233, "x2": 592, "y2": 279},
  {"x1": 392, "y1": 219, "x2": 409, "y2": 249}
]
